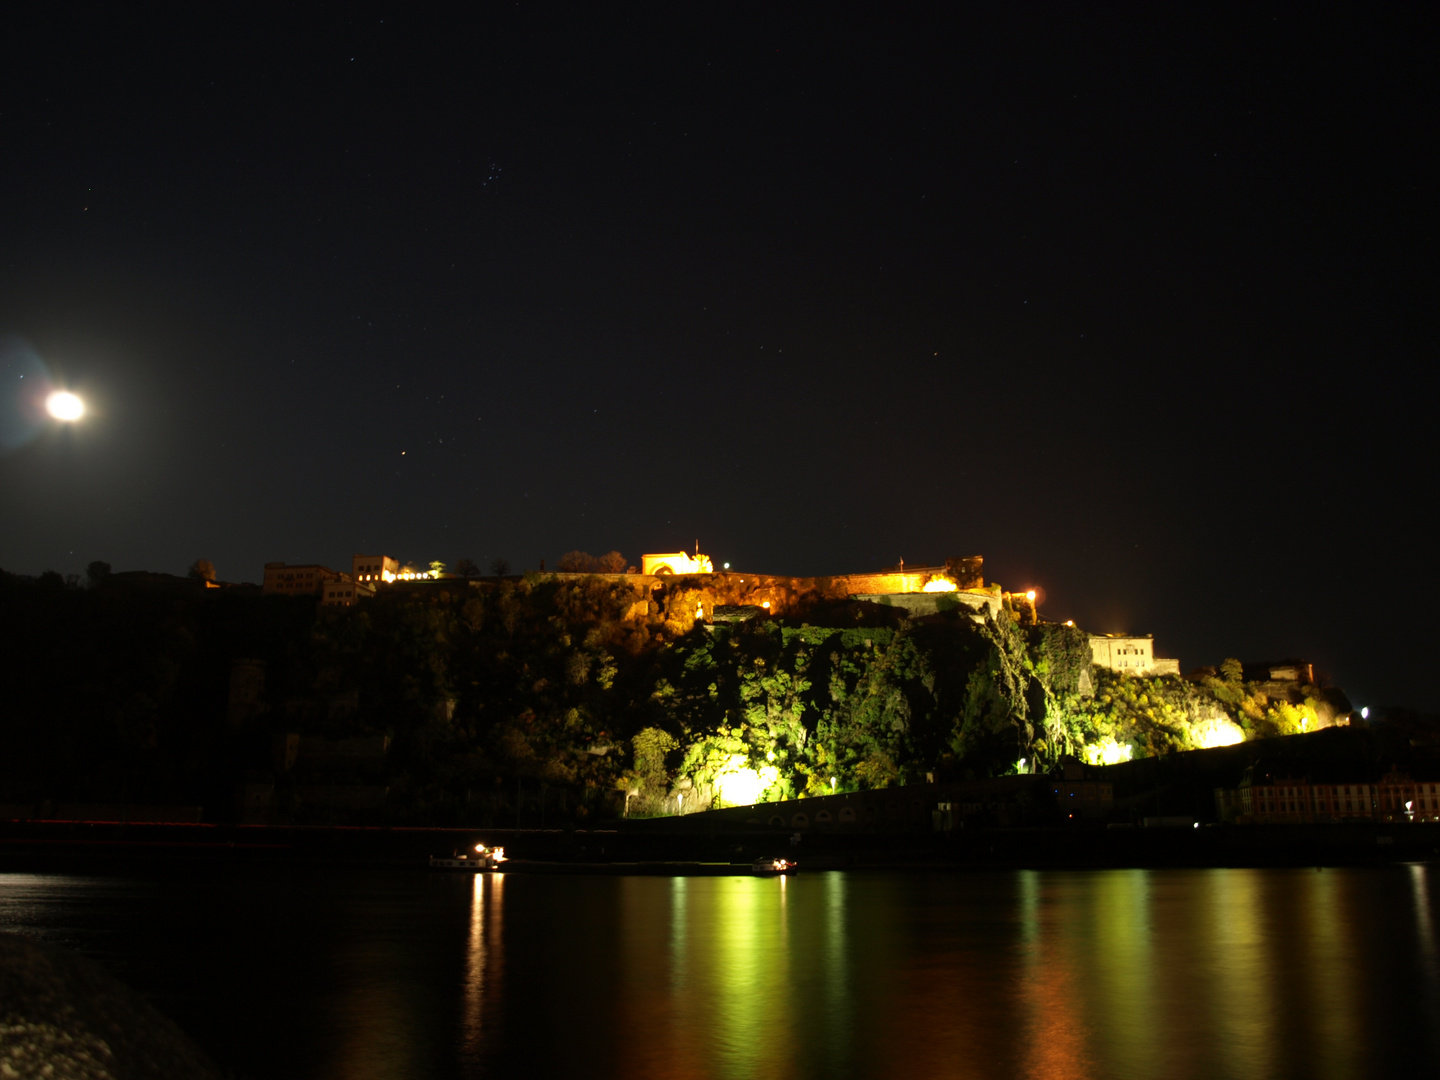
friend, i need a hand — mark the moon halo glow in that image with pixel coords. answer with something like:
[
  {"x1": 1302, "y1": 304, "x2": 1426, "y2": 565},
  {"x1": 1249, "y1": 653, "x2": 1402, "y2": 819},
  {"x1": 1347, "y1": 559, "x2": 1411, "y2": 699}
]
[{"x1": 45, "y1": 391, "x2": 85, "y2": 421}]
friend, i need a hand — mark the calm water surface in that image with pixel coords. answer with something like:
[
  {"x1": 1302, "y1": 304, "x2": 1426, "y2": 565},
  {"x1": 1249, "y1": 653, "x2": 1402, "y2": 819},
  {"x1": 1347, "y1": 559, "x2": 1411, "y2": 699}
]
[{"x1": 1, "y1": 864, "x2": 1437, "y2": 1079}]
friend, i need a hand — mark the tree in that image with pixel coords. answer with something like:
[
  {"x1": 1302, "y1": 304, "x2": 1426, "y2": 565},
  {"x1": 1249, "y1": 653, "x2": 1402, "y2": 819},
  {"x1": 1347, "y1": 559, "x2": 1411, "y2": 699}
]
[
  {"x1": 86, "y1": 560, "x2": 112, "y2": 586},
  {"x1": 621, "y1": 727, "x2": 679, "y2": 816},
  {"x1": 557, "y1": 550, "x2": 626, "y2": 573},
  {"x1": 429, "y1": 560, "x2": 447, "y2": 577},
  {"x1": 556, "y1": 550, "x2": 592, "y2": 573},
  {"x1": 454, "y1": 558, "x2": 479, "y2": 579},
  {"x1": 594, "y1": 551, "x2": 627, "y2": 574},
  {"x1": 188, "y1": 559, "x2": 216, "y2": 583},
  {"x1": 490, "y1": 556, "x2": 511, "y2": 577}
]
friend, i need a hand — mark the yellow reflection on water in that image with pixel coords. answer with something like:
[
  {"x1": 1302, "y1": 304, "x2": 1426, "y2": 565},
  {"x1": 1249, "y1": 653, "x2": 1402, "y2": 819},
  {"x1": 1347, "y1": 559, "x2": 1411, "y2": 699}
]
[
  {"x1": 439, "y1": 864, "x2": 1438, "y2": 1078},
  {"x1": 1415, "y1": 864, "x2": 1437, "y2": 980},
  {"x1": 1088, "y1": 870, "x2": 1157, "y2": 1074},
  {"x1": 1300, "y1": 869, "x2": 1361, "y2": 1080},
  {"x1": 616, "y1": 874, "x2": 801, "y2": 1080},
  {"x1": 820, "y1": 872, "x2": 846, "y2": 1043},
  {"x1": 461, "y1": 872, "x2": 504, "y2": 1059},
  {"x1": 324, "y1": 922, "x2": 451, "y2": 1078},
  {"x1": 704, "y1": 876, "x2": 793, "y2": 1080},
  {"x1": 1201, "y1": 869, "x2": 1274, "y2": 1077}
]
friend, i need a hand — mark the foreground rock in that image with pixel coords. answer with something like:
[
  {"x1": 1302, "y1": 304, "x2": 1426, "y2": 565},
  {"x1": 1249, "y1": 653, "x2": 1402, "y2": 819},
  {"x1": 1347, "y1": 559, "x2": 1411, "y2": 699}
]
[{"x1": 0, "y1": 934, "x2": 223, "y2": 1080}]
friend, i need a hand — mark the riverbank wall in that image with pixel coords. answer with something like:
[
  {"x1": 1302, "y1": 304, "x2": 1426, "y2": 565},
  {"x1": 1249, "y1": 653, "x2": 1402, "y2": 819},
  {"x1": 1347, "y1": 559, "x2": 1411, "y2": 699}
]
[{"x1": 3, "y1": 817, "x2": 1436, "y2": 872}]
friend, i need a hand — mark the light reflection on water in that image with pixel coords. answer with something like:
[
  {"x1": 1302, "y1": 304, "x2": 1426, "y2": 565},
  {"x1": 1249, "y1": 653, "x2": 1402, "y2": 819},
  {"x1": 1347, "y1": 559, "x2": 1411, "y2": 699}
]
[
  {"x1": 460, "y1": 872, "x2": 502, "y2": 1067},
  {"x1": 1, "y1": 865, "x2": 1437, "y2": 1079}
]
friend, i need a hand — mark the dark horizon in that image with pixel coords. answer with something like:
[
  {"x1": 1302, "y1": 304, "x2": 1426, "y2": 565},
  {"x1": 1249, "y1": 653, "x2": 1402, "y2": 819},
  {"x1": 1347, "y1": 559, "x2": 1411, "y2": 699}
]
[{"x1": 2, "y1": 6, "x2": 1436, "y2": 710}]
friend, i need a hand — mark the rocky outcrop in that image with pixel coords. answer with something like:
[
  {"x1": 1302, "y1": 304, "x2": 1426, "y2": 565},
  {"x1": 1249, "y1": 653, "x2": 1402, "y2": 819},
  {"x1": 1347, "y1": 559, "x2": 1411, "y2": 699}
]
[{"x1": 0, "y1": 934, "x2": 223, "y2": 1080}]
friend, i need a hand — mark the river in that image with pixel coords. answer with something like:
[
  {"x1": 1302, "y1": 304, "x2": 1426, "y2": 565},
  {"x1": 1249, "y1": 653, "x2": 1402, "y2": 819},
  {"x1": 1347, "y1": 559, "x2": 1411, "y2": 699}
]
[{"x1": 2, "y1": 864, "x2": 1437, "y2": 1078}]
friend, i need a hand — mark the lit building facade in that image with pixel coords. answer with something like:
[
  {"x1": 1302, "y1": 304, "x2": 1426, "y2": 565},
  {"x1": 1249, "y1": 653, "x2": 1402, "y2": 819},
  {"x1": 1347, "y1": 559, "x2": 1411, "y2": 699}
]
[
  {"x1": 321, "y1": 578, "x2": 373, "y2": 608},
  {"x1": 1089, "y1": 634, "x2": 1181, "y2": 677},
  {"x1": 1215, "y1": 767, "x2": 1440, "y2": 823},
  {"x1": 263, "y1": 563, "x2": 347, "y2": 596},
  {"x1": 352, "y1": 554, "x2": 399, "y2": 584},
  {"x1": 642, "y1": 552, "x2": 714, "y2": 575}
]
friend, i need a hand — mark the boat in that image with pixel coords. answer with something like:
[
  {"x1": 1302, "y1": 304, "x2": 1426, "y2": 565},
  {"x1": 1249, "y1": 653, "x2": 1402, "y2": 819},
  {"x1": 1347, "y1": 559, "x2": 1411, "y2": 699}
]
[
  {"x1": 429, "y1": 843, "x2": 507, "y2": 871},
  {"x1": 752, "y1": 856, "x2": 796, "y2": 876}
]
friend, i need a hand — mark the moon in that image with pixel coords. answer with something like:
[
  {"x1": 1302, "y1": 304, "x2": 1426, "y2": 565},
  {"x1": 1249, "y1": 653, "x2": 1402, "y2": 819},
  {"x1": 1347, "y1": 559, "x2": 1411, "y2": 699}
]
[{"x1": 45, "y1": 391, "x2": 85, "y2": 421}]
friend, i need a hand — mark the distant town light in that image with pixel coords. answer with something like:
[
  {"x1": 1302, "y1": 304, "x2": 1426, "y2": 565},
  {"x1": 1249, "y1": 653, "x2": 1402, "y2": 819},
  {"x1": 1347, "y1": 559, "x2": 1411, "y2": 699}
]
[
  {"x1": 1025, "y1": 590, "x2": 1036, "y2": 602},
  {"x1": 723, "y1": 562, "x2": 730, "y2": 569}
]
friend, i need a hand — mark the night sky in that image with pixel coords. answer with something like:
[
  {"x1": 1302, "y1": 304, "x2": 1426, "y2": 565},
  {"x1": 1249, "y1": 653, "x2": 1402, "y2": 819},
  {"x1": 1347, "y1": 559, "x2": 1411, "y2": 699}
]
[{"x1": 2, "y1": 6, "x2": 1435, "y2": 709}]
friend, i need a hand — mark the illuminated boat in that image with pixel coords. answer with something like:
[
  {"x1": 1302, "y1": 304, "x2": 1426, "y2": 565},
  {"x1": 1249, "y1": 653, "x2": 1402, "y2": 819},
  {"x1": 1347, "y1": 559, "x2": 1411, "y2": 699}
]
[
  {"x1": 752, "y1": 856, "x2": 796, "y2": 876},
  {"x1": 429, "y1": 843, "x2": 507, "y2": 871}
]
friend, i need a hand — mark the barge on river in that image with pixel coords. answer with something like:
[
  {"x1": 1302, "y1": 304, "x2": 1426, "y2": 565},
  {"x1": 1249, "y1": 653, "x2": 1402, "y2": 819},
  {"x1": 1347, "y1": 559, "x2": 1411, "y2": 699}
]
[
  {"x1": 752, "y1": 856, "x2": 797, "y2": 876},
  {"x1": 430, "y1": 843, "x2": 507, "y2": 871}
]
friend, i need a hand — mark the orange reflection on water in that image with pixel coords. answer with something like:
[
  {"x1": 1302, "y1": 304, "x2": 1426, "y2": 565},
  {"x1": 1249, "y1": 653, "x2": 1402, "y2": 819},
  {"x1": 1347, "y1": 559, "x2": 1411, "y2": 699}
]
[
  {"x1": 1017, "y1": 871, "x2": 1094, "y2": 1080},
  {"x1": 461, "y1": 872, "x2": 504, "y2": 1062},
  {"x1": 448, "y1": 865, "x2": 1435, "y2": 1078}
]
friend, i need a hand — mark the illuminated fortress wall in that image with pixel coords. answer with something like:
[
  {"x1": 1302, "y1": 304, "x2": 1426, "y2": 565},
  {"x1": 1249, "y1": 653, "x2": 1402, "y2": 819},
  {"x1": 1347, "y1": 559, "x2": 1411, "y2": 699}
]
[
  {"x1": 377, "y1": 556, "x2": 995, "y2": 636},
  {"x1": 534, "y1": 556, "x2": 995, "y2": 635}
]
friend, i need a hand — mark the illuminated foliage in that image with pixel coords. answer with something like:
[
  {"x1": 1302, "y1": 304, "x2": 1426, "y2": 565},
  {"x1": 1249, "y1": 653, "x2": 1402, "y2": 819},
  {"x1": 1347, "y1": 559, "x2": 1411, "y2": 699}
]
[
  {"x1": 1061, "y1": 662, "x2": 1347, "y2": 763},
  {"x1": 1082, "y1": 737, "x2": 1133, "y2": 766},
  {"x1": 0, "y1": 567, "x2": 1355, "y2": 825},
  {"x1": 1067, "y1": 668, "x2": 1215, "y2": 758}
]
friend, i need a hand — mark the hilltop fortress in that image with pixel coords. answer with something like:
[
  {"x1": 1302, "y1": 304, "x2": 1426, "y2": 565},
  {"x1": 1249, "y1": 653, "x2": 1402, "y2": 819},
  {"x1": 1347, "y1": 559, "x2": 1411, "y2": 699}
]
[
  {"x1": 628, "y1": 554, "x2": 1007, "y2": 629},
  {"x1": 266, "y1": 552, "x2": 1008, "y2": 624},
  {"x1": 259, "y1": 551, "x2": 1191, "y2": 674}
]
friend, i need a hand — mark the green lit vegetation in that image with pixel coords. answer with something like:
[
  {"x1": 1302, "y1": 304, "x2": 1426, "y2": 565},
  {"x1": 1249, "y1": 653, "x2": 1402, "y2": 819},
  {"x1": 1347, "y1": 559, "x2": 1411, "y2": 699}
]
[{"x1": 0, "y1": 568, "x2": 1352, "y2": 824}]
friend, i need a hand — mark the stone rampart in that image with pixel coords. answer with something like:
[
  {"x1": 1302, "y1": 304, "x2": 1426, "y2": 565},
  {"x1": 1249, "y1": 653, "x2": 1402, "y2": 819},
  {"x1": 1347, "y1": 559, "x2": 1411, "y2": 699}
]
[{"x1": 472, "y1": 562, "x2": 994, "y2": 634}]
